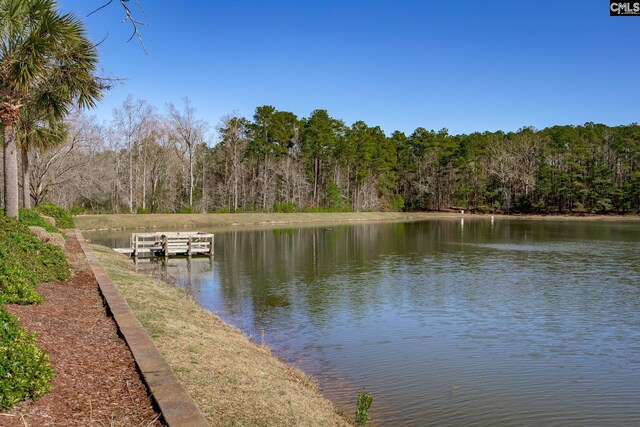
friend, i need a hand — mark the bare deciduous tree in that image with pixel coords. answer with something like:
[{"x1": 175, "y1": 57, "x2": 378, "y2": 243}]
[
  {"x1": 113, "y1": 95, "x2": 154, "y2": 212},
  {"x1": 167, "y1": 98, "x2": 207, "y2": 209},
  {"x1": 29, "y1": 112, "x2": 102, "y2": 207}
]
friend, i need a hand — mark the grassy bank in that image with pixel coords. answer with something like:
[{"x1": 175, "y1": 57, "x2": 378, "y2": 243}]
[
  {"x1": 92, "y1": 244, "x2": 352, "y2": 427},
  {"x1": 76, "y1": 211, "x2": 640, "y2": 231},
  {"x1": 76, "y1": 212, "x2": 458, "y2": 231},
  {"x1": 0, "y1": 216, "x2": 69, "y2": 306}
]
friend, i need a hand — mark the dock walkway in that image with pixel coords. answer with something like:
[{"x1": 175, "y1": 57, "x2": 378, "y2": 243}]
[{"x1": 114, "y1": 232, "x2": 214, "y2": 257}]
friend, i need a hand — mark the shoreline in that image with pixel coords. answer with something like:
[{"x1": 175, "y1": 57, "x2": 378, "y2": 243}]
[
  {"x1": 91, "y1": 243, "x2": 352, "y2": 426},
  {"x1": 75, "y1": 211, "x2": 640, "y2": 232}
]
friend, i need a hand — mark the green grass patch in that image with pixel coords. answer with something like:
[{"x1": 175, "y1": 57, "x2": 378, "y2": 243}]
[
  {"x1": 0, "y1": 216, "x2": 70, "y2": 304},
  {"x1": 0, "y1": 308, "x2": 56, "y2": 409},
  {"x1": 36, "y1": 203, "x2": 75, "y2": 229}
]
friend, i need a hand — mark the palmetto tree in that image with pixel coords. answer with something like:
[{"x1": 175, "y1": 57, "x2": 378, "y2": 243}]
[
  {"x1": 17, "y1": 107, "x2": 67, "y2": 208},
  {"x1": 1, "y1": 0, "x2": 101, "y2": 217}
]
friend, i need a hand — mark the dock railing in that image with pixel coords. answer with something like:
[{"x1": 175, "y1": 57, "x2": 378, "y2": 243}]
[{"x1": 116, "y1": 232, "x2": 214, "y2": 257}]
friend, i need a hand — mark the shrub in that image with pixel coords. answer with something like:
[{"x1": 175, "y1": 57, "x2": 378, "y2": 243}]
[
  {"x1": 355, "y1": 389, "x2": 373, "y2": 424},
  {"x1": 18, "y1": 209, "x2": 59, "y2": 234},
  {"x1": 593, "y1": 198, "x2": 613, "y2": 214},
  {"x1": 176, "y1": 206, "x2": 193, "y2": 214},
  {"x1": 532, "y1": 199, "x2": 547, "y2": 213},
  {"x1": 0, "y1": 217, "x2": 70, "y2": 304},
  {"x1": 35, "y1": 203, "x2": 75, "y2": 229},
  {"x1": 301, "y1": 206, "x2": 353, "y2": 213},
  {"x1": 387, "y1": 194, "x2": 405, "y2": 212},
  {"x1": 323, "y1": 181, "x2": 343, "y2": 210},
  {"x1": 0, "y1": 217, "x2": 64, "y2": 410},
  {"x1": 68, "y1": 203, "x2": 86, "y2": 216},
  {"x1": 273, "y1": 200, "x2": 298, "y2": 213},
  {"x1": 0, "y1": 308, "x2": 55, "y2": 409}
]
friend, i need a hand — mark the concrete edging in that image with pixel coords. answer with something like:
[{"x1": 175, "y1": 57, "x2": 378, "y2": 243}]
[{"x1": 76, "y1": 230, "x2": 209, "y2": 427}]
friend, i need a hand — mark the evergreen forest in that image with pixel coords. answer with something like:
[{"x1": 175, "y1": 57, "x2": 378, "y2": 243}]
[{"x1": 6, "y1": 98, "x2": 640, "y2": 215}]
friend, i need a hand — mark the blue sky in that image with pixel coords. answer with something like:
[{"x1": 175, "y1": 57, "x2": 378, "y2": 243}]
[{"x1": 59, "y1": 1, "x2": 639, "y2": 136}]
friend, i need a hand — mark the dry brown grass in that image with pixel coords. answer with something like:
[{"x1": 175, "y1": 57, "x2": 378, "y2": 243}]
[
  {"x1": 92, "y1": 244, "x2": 352, "y2": 427},
  {"x1": 76, "y1": 211, "x2": 640, "y2": 232},
  {"x1": 75, "y1": 212, "x2": 452, "y2": 231}
]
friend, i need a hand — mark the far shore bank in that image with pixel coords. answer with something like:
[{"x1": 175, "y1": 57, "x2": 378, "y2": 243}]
[{"x1": 75, "y1": 211, "x2": 640, "y2": 231}]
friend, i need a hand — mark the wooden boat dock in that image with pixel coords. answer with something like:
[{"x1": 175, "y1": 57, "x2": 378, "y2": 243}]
[{"x1": 114, "y1": 232, "x2": 214, "y2": 257}]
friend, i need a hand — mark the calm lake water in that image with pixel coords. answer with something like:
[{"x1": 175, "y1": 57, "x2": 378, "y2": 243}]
[{"x1": 86, "y1": 219, "x2": 640, "y2": 426}]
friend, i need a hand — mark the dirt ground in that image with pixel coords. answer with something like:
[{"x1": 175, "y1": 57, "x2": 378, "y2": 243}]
[{"x1": 1, "y1": 234, "x2": 162, "y2": 427}]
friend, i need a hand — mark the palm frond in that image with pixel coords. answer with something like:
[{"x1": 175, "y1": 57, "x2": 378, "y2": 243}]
[
  {"x1": 0, "y1": 0, "x2": 102, "y2": 122},
  {"x1": 17, "y1": 102, "x2": 67, "y2": 151}
]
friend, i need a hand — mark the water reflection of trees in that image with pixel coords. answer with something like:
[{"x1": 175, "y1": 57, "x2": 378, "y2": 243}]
[
  {"x1": 204, "y1": 220, "x2": 495, "y2": 329},
  {"x1": 132, "y1": 220, "x2": 640, "y2": 337}
]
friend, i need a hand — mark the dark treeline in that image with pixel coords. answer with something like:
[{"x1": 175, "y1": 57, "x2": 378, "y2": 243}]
[{"x1": 5, "y1": 97, "x2": 640, "y2": 214}]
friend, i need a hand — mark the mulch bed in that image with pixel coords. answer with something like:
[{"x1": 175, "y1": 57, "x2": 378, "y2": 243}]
[{"x1": 1, "y1": 234, "x2": 163, "y2": 427}]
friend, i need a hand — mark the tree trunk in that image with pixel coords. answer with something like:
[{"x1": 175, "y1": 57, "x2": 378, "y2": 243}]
[
  {"x1": 21, "y1": 145, "x2": 31, "y2": 209},
  {"x1": 189, "y1": 153, "x2": 194, "y2": 208},
  {"x1": 201, "y1": 157, "x2": 206, "y2": 212},
  {"x1": 313, "y1": 158, "x2": 318, "y2": 206},
  {"x1": 3, "y1": 120, "x2": 19, "y2": 218},
  {"x1": 233, "y1": 167, "x2": 238, "y2": 212},
  {"x1": 262, "y1": 152, "x2": 268, "y2": 210},
  {"x1": 142, "y1": 161, "x2": 147, "y2": 210},
  {"x1": 129, "y1": 141, "x2": 133, "y2": 213}
]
